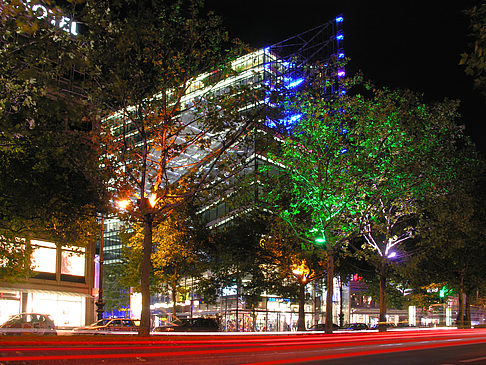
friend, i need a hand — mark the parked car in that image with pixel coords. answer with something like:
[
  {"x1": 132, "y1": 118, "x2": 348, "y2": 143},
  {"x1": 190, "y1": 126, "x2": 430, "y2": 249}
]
[
  {"x1": 308, "y1": 323, "x2": 340, "y2": 331},
  {"x1": 0, "y1": 313, "x2": 57, "y2": 336},
  {"x1": 369, "y1": 322, "x2": 396, "y2": 330},
  {"x1": 153, "y1": 317, "x2": 219, "y2": 332},
  {"x1": 342, "y1": 323, "x2": 369, "y2": 330},
  {"x1": 73, "y1": 318, "x2": 140, "y2": 334}
]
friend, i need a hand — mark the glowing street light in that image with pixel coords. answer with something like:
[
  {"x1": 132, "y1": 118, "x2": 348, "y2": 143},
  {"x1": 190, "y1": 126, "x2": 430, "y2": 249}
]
[
  {"x1": 118, "y1": 199, "x2": 130, "y2": 210},
  {"x1": 292, "y1": 260, "x2": 310, "y2": 283}
]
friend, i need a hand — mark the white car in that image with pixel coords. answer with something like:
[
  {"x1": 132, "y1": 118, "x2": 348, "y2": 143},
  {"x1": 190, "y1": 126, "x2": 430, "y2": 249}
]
[{"x1": 0, "y1": 313, "x2": 57, "y2": 335}]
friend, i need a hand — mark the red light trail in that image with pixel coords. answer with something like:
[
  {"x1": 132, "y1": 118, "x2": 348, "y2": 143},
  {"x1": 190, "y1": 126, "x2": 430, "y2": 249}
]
[{"x1": 1, "y1": 329, "x2": 486, "y2": 363}]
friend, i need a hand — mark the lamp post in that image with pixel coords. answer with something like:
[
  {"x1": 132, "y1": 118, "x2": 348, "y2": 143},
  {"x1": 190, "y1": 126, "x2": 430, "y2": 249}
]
[{"x1": 95, "y1": 214, "x2": 105, "y2": 321}]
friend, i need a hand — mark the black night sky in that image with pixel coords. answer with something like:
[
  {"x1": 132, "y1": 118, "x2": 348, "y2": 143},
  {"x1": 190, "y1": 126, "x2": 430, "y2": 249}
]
[{"x1": 206, "y1": 0, "x2": 486, "y2": 155}]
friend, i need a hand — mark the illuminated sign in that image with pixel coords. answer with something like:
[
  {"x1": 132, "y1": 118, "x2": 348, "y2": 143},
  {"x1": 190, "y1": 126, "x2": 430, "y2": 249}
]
[{"x1": 25, "y1": 1, "x2": 78, "y2": 35}]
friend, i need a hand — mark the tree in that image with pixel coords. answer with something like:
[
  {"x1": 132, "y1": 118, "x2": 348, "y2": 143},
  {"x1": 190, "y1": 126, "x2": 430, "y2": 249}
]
[
  {"x1": 344, "y1": 87, "x2": 465, "y2": 331},
  {"x1": 262, "y1": 68, "x2": 367, "y2": 334},
  {"x1": 461, "y1": 2, "x2": 486, "y2": 96},
  {"x1": 0, "y1": 1, "x2": 107, "y2": 281},
  {"x1": 82, "y1": 0, "x2": 261, "y2": 335},
  {"x1": 121, "y1": 203, "x2": 207, "y2": 319},
  {"x1": 257, "y1": 214, "x2": 327, "y2": 331},
  {"x1": 407, "y1": 146, "x2": 486, "y2": 328}
]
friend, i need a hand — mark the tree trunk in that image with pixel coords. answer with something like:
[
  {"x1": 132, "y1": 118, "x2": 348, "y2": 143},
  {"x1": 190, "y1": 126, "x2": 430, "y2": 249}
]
[
  {"x1": 139, "y1": 214, "x2": 154, "y2": 336},
  {"x1": 297, "y1": 281, "x2": 306, "y2": 331},
  {"x1": 465, "y1": 293, "x2": 471, "y2": 329},
  {"x1": 171, "y1": 279, "x2": 178, "y2": 319},
  {"x1": 457, "y1": 269, "x2": 465, "y2": 329},
  {"x1": 339, "y1": 278, "x2": 344, "y2": 328},
  {"x1": 325, "y1": 249, "x2": 334, "y2": 334},
  {"x1": 378, "y1": 259, "x2": 387, "y2": 332}
]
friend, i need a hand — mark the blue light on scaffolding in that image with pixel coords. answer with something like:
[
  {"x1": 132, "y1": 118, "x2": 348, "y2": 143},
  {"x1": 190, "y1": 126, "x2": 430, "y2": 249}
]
[
  {"x1": 336, "y1": 33, "x2": 344, "y2": 41},
  {"x1": 337, "y1": 69, "x2": 345, "y2": 78},
  {"x1": 338, "y1": 52, "x2": 345, "y2": 59},
  {"x1": 335, "y1": 16, "x2": 343, "y2": 23},
  {"x1": 340, "y1": 148, "x2": 348, "y2": 154},
  {"x1": 281, "y1": 113, "x2": 303, "y2": 126},
  {"x1": 286, "y1": 78, "x2": 305, "y2": 89},
  {"x1": 290, "y1": 114, "x2": 302, "y2": 122}
]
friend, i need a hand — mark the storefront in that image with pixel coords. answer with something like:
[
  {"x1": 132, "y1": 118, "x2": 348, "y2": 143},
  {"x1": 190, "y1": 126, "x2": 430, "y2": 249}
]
[
  {"x1": 0, "y1": 239, "x2": 95, "y2": 328},
  {"x1": 0, "y1": 289, "x2": 88, "y2": 328}
]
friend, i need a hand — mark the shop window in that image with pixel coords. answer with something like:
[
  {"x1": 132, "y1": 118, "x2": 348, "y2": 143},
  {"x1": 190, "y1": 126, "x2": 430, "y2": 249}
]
[
  {"x1": 61, "y1": 246, "x2": 85, "y2": 282},
  {"x1": 31, "y1": 240, "x2": 56, "y2": 274}
]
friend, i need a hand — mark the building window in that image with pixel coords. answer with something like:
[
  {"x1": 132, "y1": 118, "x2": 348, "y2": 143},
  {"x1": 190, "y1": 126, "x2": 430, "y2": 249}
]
[
  {"x1": 61, "y1": 246, "x2": 85, "y2": 277},
  {"x1": 31, "y1": 240, "x2": 56, "y2": 274}
]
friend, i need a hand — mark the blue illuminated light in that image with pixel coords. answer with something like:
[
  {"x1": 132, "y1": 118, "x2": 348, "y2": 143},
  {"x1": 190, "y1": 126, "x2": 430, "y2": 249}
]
[
  {"x1": 340, "y1": 148, "x2": 348, "y2": 154},
  {"x1": 338, "y1": 52, "x2": 345, "y2": 59},
  {"x1": 285, "y1": 77, "x2": 305, "y2": 89},
  {"x1": 340, "y1": 90, "x2": 346, "y2": 95},
  {"x1": 280, "y1": 114, "x2": 303, "y2": 127},
  {"x1": 336, "y1": 33, "x2": 344, "y2": 41},
  {"x1": 337, "y1": 69, "x2": 345, "y2": 77},
  {"x1": 335, "y1": 16, "x2": 343, "y2": 23},
  {"x1": 288, "y1": 114, "x2": 302, "y2": 122}
]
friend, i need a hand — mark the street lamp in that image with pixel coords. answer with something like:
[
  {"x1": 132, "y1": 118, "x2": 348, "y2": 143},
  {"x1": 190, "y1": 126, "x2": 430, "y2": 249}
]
[
  {"x1": 95, "y1": 214, "x2": 105, "y2": 321},
  {"x1": 292, "y1": 260, "x2": 310, "y2": 282}
]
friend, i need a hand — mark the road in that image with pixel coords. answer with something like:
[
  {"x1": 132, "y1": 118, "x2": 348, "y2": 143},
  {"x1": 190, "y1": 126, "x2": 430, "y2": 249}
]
[{"x1": 1, "y1": 328, "x2": 486, "y2": 364}]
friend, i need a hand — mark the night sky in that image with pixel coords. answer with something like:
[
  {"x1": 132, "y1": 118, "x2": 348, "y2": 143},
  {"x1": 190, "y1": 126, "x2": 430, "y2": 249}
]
[{"x1": 206, "y1": 0, "x2": 485, "y2": 155}]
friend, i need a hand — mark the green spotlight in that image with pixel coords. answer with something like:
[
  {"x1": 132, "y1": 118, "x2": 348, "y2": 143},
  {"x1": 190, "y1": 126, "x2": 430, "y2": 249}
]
[{"x1": 315, "y1": 237, "x2": 326, "y2": 245}]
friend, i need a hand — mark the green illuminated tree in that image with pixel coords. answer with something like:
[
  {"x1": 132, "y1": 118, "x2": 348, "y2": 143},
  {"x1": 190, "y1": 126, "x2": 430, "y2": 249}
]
[
  {"x1": 82, "y1": 0, "x2": 261, "y2": 335},
  {"x1": 263, "y1": 70, "x2": 368, "y2": 334}
]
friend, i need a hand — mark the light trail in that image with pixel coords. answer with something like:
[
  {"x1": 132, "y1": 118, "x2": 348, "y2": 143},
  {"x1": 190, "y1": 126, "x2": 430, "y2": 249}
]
[{"x1": 1, "y1": 329, "x2": 486, "y2": 363}]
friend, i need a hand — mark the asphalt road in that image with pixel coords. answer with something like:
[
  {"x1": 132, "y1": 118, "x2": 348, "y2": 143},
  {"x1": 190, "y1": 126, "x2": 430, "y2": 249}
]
[{"x1": 1, "y1": 328, "x2": 486, "y2": 364}]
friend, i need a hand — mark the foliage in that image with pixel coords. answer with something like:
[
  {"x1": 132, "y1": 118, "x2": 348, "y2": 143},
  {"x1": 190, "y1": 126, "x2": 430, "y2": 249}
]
[
  {"x1": 360, "y1": 271, "x2": 410, "y2": 311},
  {"x1": 0, "y1": 1, "x2": 107, "y2": 280},
  {"x1": 121, "y1": 203, "x2": 206, "y2": 293},
  {"x1": 461, "y1": 2, "x2": 486, "y2": 96},
  {"x1": 406, "y1": 150, "x2": 486, "y2": 306},
  {"x1": 200, "y1": 214, "x2": 278, "y2": 307},
  {"x1": 262, "y1": 72, "x2": 364, "y2": 249},
  {"x1": 102, "y1": 262, "x2": 130, "y2": 314}
]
